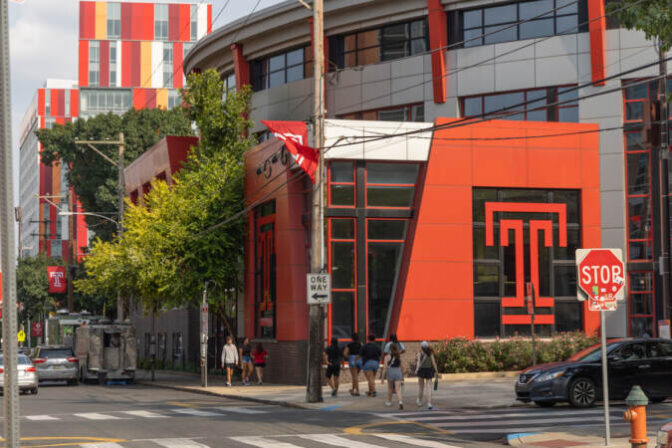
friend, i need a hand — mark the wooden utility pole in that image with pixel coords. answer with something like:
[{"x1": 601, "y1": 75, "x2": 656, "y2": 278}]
[
  {"x1": 657, "y1": 47, "x2": 670, "y2": 322},
  {"x1": 307, "y1": 0, "x2": 325, "y2": 403}
]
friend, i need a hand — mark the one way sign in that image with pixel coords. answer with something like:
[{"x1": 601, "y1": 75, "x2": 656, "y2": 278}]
[{"x1": 306, "y1": 274, "x2": 331, "y2": 305}]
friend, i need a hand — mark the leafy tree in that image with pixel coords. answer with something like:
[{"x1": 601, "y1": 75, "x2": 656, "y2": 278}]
[
  {"x1": 16, "y1": 255, "x2": 64, "y2": 321},
  {"x1": 76, "y1": 70, "x2": 253, "y2": 333},
  {"x1": 36, "y1": 108, "x2": 194, "y2": 241},
  {"x1": 608, "y1": 0, "x2": 672, "y2": 51}
]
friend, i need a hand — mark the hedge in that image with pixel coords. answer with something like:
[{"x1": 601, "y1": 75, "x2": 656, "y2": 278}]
[{"x1": 432, "y1": 332, "x2": 599, "y2": 373}]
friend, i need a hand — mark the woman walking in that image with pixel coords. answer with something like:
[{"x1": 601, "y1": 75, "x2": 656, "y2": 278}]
[
  {"x1": 343, "y1": 332, "x2": 362, "y2": 396},
  {"x1": 359, "y1": 334, "x2": 382, "y2": 397},
  {"x1": 415, "y1": 341, "x2": 439, "y2": 409},
  {"x1": 380, "y1": 343, "x2": 404, "y2": 409},
  {"x1": 238, "y1": 337, "x2": 253, "y2": 386},
  {"x1": 251, "y1": 342, "x2": 268, "y2": 385},
  {"x1": 221, "y1": 336, "x2": 239, "y2": 387},
  {"x1": 323, "y1": 337, "x2": 343, "y2": 397}
]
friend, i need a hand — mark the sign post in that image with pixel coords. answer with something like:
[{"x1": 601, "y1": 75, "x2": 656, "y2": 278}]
[
  {"x1": 525, "y1": 282, "x2": 537, "y2": 366},
  {"x1": 576, "y1": 248, "x2": 626, "y2": 447},
  {"x1": 306, "y1": 274, "x2": 331, "y2": 305},
  {"x1": 200, "y1": 288, "x2": 209, "y2": 388}
]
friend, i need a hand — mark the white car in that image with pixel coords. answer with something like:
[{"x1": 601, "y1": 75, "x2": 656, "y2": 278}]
[{"x1": 0, "y1": 354, "x2": 39, "y2": 395}]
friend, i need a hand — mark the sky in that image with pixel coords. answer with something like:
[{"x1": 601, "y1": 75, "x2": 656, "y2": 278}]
[{"x1": 8, "y1": 0, "x2": 286, "y2": 208}]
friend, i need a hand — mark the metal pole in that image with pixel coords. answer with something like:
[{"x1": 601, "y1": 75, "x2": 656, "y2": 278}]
[
  {"x1": 658, "y1": 45, "x2": 670, "y2": 322},
  {"x1": 530, "y1": 285, "x2": 537, "y2": 366},
  {"x1": 0, "y1": 0, "x2": 21, "y2": 444},
  {"x1": 307, "y1": 0, "x2": 325, "y2": 404},
  {"x1": 600, "y1": 310, "x2": 611, "y2": 446},
  {"x1": 116, "y1": 133, "x2": 125, "y2": 321}
]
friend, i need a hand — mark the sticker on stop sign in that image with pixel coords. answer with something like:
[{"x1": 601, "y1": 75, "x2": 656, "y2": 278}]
[{"x1": 575, "y1": 249, "x2": 626, "y2": 312}]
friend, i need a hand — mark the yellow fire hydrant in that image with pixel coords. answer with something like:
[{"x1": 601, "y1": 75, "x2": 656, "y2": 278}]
[{"x1": 623, "y1": 385, "x2": 649, "y2": 448}]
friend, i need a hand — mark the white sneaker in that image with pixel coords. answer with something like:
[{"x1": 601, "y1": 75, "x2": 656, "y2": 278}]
[
  {"x1": 385, "y1": 401, "x2": 392, "y2": 407},
  {"x1": 416, "y1": 398, "x2": 422, "y2": 407},
  {"x1": 427, "y1": 403, "x2": 433, "y2": 410}
]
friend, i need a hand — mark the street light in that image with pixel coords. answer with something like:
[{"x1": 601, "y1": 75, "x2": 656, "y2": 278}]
[{"x1": 59, "y1": 211, "x2": 119, "y2": 227}]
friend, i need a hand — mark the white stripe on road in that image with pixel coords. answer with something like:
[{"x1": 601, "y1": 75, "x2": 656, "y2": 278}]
[
  {"x1": 144, "y1": 439, "x2": 209, "y2": 448},
  {"x1": 80, "y1": 444, "x2": 125, "y2": 448},
  {"x1": 379, "y1": 408, "x2": 620, "y2": 419},
  {"x1": 434, "y1": 416, "x2": 618, "y2": 428},
  {"x1": 298, "y1": 434, "x2": 385, "y2": 448},
  {"x1": 74, "y1": 413, "x2": 121, "y2": 420},
  {"x1": 171, "y1": 408, "x2": 222, "y2": 417},
  {"x1": 25, "y1": 415, "x2": 59, "y2": 421},
  {"x1": 216, "y1": 406, "x2": 267, "y2": 414},
  {"x1": 229, "y1": 436, "x2": 304, "y2": 448},
  {"x1": 121, "y1": 410, "x2": 167, "y2": 418},
  {"x1": 373, "y1": 434, "x2": 463, "y2": 447},
  {"x1": 447, "y1": 421, "x2": 634, "y2": 434},
  {"x1": 397, "y1": 409, "x2": 622, "y2": 421}
]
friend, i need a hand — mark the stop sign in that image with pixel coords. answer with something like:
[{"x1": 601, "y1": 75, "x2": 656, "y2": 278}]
[{"x1": 576, "y1": 249, "x2": 625, "y2": 311}]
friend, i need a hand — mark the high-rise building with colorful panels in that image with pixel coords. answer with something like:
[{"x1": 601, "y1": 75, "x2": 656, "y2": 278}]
[{"x1": 77, "y1": 1, "x2": 212, "y2": 116}]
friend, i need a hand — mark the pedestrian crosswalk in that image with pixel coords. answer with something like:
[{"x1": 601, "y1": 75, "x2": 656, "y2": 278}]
[
  {"x1": 374, "y1": 403, "x2": 672, "y2": 435},
  {"x1": 63, "y1": 434, "x2": 465, "y2": 448}
]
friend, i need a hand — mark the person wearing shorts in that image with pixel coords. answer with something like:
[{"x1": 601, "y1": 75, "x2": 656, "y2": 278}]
[
  {"x1": 324, "y1": 337, "x2": 343, "y2": 397},
  {"x1": 252, "y1": 343, "x2": 267, "y2": 385},
  {"x1": 415, "y1": 341, "x2": 439, "y2": 409},
  {"x1": 343, "y1": 333, "x2": 362, "y2": 396},
  {"x1": 380, "y1": 343, "x2": 404, "y2": 409},
  {"x1": 359, "y1": 334, "x2": 382, "y2": 397},
  {"x1": 221, "y1": 336, "x2": 239, "y2": 387},
  {"x1": 239, "y1": 338, "x2": 253, "y2": 386}
]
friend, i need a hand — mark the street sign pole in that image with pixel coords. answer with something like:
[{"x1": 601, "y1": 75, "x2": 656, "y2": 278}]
[
  {"x1": 200, "y1": 283, "x2": 210, "y2": 388},
  {"x1": 600, "y1": 310, "x2": 610, "y2": 446}
]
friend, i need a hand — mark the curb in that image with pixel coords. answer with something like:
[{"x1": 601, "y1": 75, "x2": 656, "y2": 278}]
[
  {"x1": 506, "y1": 433, "x2": 539, "y2": 446},
  {"x1": 439, "y1": 371, "x2": 519, "y2": 381}
]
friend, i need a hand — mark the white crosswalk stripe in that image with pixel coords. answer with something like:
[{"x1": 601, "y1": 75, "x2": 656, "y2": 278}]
[
  {"x1": 121, "y1": 410, "x2": 168, "y2": 419},
  {"x1": 170, "y1": 408, "x2": 222, "y2": 417},
  {"x1": 373, "y1": 434, "x2": 463, "y2": 447},
  {"x1": 80, "y1": 444, "x2": 125, "y2": 448},
  {"x1": 298, "y1": 434, "x2": 386, "y2": 448},
  {"x1": 74, "y1": 412, "x2": 123, "y2": 420},
  {"x1": 229, "y1": 436, "x2": 304, "y2": 448},
  {"x1": 144, "y1": 438, "x2": 210, "y2": 448},
  {"x1": 216, "y1": 406, "x2": 267, "y2": 414},
  {"x1": 25, "y1": 415, "x2": 60, "y2": 421}
]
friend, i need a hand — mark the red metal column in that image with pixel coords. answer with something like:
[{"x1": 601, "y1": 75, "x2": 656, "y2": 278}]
[
  {"x1": 231, "y1": 43, "x2": 250, "y2": 90},
  {"x1": 428, "y1": 0, "x2": 447, "y2": 104},
  {"x1": 588, "y1": 0, "x2": 606, "y2": 86}
]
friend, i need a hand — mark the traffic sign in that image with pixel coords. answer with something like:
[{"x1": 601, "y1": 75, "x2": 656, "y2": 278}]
[
  {"x1": 307, "y1": 274, "x2": 331, "y2": 305},
  {"x1": 200, "y1": 302, "x2": 208, "y2": 337},
  {"x1": 17, "y1": 330, "x2": 25, "y2": 343},
  {"x1": 576, "y1": 248, "x2": 625, "y2": 312}
]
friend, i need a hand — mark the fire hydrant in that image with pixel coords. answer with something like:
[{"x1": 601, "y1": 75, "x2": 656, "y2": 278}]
[{"x1": 623, "y1": 385, "x2": 649, "y2": 448}]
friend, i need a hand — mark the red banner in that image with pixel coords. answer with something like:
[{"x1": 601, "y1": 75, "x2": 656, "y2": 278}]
[
  {"x1": 32, "y1": 322, "x2": 43, "y2": 338},
  {"x1": 47, "y1": 266, "x2": 67, "y2": 293},
  {"x1": 261, "y1": 120, "x2": 318, "y2": 183}
]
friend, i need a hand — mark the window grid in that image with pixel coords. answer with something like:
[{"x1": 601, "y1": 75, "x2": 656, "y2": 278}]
[
  {"x1": 251, "y1": 46, "x2": 313, "y2": 92},
  {"x1": 110, "y1": 41, "x2": 117, "y2": 86},
  {"x1": 328, "y1": 218, "x2": 358, "y2": 341},
  {"x1": 190, "y1": 4, "x2": 198, "y2": 41},
  {"x1": 107, "y1": 2, "x2": 121, "y2": 39},
  {"x1": 328, "y1": 162, "x2": 356, "y2": 209},
  {"x1": 155, "y1": 4, "x2": 169, "y2": 41},
  {"x1": 163, "y1": 43, "x2": 174, "y2": 88},
  {"x1": 89, "y1": 41, "x2": 100, "y2": 87}
]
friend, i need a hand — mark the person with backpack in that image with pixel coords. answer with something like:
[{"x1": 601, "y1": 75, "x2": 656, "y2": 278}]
[
  {"x1": 383, "y1": 333, "x2": 406, "y2": 355},
  {"x1": 360, "y1": 333, "x2": 382, "y2": 397},
  {"x1": 415, "y1": 341, "x2": 439, "y2": 409},
  {"x1": 238, "y1": 337, "x2": 253, "y2": 386},
  {"x1": 221, "y1": 336, "x2": 239, "y2": 387},
  {"x1": 323, "y1": 337, "x2": 344, "y2": 397},
  {"x1": 343, "y1": 332, "x2": 362, "y2": 396},
  {"x1": 380, "y1": 343, "x2": 404, "y2": 409}
]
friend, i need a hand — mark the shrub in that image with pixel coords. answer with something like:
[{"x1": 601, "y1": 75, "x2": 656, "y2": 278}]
[{"x1": 432, "y1": 332, "x2": 599, "y2": 373}]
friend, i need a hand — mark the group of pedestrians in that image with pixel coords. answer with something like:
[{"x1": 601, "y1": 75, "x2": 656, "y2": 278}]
[
  {"x1": 220, "y1": 337, "x2": 268, "y2": 387},
  {"x1": 323, "y1": 333, "x2": 439, "y2": 410}
]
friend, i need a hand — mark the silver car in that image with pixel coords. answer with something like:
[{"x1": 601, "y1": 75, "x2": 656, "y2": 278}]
[
  {"x1": 0, "y1": 354, "x2": 39, "y2": 395},
  {"x1": 32, "y1": 346, "x2": 79, "y2": 385}
]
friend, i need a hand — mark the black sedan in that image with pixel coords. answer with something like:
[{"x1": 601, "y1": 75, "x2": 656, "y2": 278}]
[{"x1": 515, "y1": 338, "x2": 672, "y2": 408}]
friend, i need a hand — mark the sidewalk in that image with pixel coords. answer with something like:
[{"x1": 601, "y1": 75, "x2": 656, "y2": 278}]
[
  {"x1": 135, "y1": 369, "x2": 520, "y2": 411},
  {"x1": 507, "y1": 429, "x2": 657, "y2": 448}
]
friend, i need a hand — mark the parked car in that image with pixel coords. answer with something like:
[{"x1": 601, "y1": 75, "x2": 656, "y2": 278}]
[
  {"x1": 0, "y1": 354, "x2": 38, "y2": 395},
  {"x1": 32, "y1": 346, "x2": 79, "y2": 385},
  {"x1": 516, "y1": 338, "x2": 672, "y2": 408}
]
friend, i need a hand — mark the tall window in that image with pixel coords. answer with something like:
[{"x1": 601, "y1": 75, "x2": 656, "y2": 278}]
[
  {"x1": 44, "y1": 89, "x2": 50, "y2": 116},
  {"x1": 190, "y1": 4, "x2": 198, "y2": 41},
  {"x1": 472, "y1": 188, "x2": 582, "y2": 338},
  {"x1": 222, "y1": 71, "x2": 236, "y2": 101},
  {"x1": 155, "y1": 4, "x2": 169, "y2": 41},
  {"x1": 462, "y1": 86, "x2": 579, "y2": 122},
  {"x1": 250, "y1": 46, "x2": 312, "y2": 91},
  {"x1": 327, "y1": 161, "x2": 419, "y2": 341},
  {"x1": 64, "y1": 91, "x2": 70, "y2": 117},
  {"x1": 168, "y1": 89, "x2": 181, "y2": 109},
  {"x1": 107, "y1": 2, "x2": 121, "y2": 39},
  {"x1": 459, "y1": 0, "x2": 582, "y2": 48},
  {"x1": 110, "y1": 41, "x2": 118, "y2": 86},
  {"x1": 255, "y1": 201, "x2": 276, "y2": 338},
  {"x1": 183, "y1": 42, "x2": 194, "y2": 60},
  {"x1": 89, "y1": 41, "x2": 100, "y2": 87},
  {"x1": 329, "y1": 19, "x2": 428, "y2": 69},
  {"x1": 163, "y1": 43, "x2": 173, "y2": 87}
]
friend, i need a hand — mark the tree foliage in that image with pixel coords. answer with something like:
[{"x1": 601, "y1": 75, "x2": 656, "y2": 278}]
[
  {"x1": 36, "y1": 108, "x2": 194, "y2": 241},
  {"x1": 608, "y1": 0, "x2": 672, "y2": 51},
  {"x1": 76, "y1": 70, "x2": 253, "y2": 325},
  {"x1": 16, "y1": 255, "x2": 64, "y2": 320}
]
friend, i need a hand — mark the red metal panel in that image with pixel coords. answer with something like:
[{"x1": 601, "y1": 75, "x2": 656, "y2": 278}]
[
  {"x1": 131, "y1": 41, "x2": 141, "y2": 87},
  {"x1": 50, "y1": 90, "x2": 59, "y2": 117},
  {"x1": 70, "y1": 90, "x2": 79, "y2": 118},
  {"x1": 231, "y1": 43, "x2": 250, "y2": 89},
  {"x1": 99, "y1": 40, "x2": 110, "y2": 87},
  {"x1": 55, "y1": 117, "x2": 65, "y2": 125},
  {"x1": 37, "y1": 89, "x2": 45, "y2": 117},
  {"x1": 121, "y1": 41, "x2": 133, "y2": 87},
  {"x1": 57, "y1": 90, "x2": 66, "y2": 117},
  {"x1": 133, "y1": 89, "x2": 146, "y2": 110},
  {"x1": 145, "y1": 89, "x2": 157, "y2": 109},
  {"x1": 169, "y1": 4, "x2": 180, "y2": 41},
  {"x1": 79, "y1": 1, "x2": 95, "y2": 39},
  {"x1": 173, "y1": 42, "x2": 184, "y2": 89},
  {"x1": 427, "y1": 0, "x2": 447, "y2": 103},
  {"x1": 207, "y1": 4, "x2": 212, "y2": 34},
  {"x1": 179, "y1": 4, "x2": 190, "y2": 41},
  {"x1": 121, "y1": 2, "x2": 133, "y2": 40},
  {"x1": 78, "y1": 40, "x2": 89, "y2": 87},
  {"x1": 588, "y1": 0, "x2": 606, "y2": 86},
  {"x1": 142, "y1": 3, "x2": 154, "y2": 41}
]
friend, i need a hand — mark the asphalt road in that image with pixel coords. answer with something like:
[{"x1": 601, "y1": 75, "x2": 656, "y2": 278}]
[{"x1": 2, "y1": 382, "x2": 671, "y2": 447}]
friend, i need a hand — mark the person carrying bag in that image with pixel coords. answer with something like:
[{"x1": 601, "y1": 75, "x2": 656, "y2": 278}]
[{"x1": 415, "y1": 341, "x2": 439, "y2": 410}]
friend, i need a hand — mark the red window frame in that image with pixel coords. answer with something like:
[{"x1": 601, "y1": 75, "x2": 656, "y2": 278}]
[
  {"x1": 364, "y1": 161, "x2": 419, "y2": 210},
  {"x1": 327, "y1": 218, "x2": 357, "y2": 342},
  {"x1": 327, "y1": 161, "x2": 356, "y2": 209}
]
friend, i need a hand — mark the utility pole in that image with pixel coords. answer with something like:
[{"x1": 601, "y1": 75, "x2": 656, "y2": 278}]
[
  {"x1": 0, "y1": 0, "x2": 21, "y2": 444},
  {"x1": 66, "y1": 189, "x2": 75, "y2": 312},
  {"x1": 658, "y1": 45, "x2": 670, "y2": 322},
  {"x1": 307, "y1": 0, "x2": 325, "y2": 403},
  {"x1": 74, "y1": 133, "x2": 125, "y2": 321}
]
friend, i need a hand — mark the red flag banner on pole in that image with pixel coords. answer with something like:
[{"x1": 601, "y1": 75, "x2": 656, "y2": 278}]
[
  {"x1": 261, "y1": 120, "x2": 318, "y2": 183},
  {"x1": 47, "y1": 266, "x2": 66, "y2": 294}
]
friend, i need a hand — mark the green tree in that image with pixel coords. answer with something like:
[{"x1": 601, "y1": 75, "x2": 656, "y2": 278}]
[
  {"x1": 608, "y1": 0, "x2": 672, "y2": 51},
  {"x1": 76, "y1": 70, "x2": 253, "y2": 333},
  {"x1": 16, "y1": 255, "x2": 64, "y2": 321},
  {"x1": 36, "y1": 108, "x2": 194, "y2": 241}
]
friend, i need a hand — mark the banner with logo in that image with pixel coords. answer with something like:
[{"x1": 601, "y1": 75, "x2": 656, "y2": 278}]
[
  {"x1": 47, "y1": 266, "x2": 66, "y2": 293},
  {"x1": 31, "y1": 321, "x2": 43, "y2": 338},
  {"x1": 261, "y1": 120, "x2": 318, "y2": 183}
]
